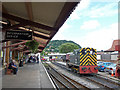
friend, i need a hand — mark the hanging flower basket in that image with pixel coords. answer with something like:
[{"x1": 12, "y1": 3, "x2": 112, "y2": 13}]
[{"x1": 25, "y1": 40, "x2": 39, "y2": 53}]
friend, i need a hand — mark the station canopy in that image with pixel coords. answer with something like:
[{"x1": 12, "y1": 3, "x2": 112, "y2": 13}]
[{"x1": 2, "y1": 2, "x2": 80, "y2": 54}]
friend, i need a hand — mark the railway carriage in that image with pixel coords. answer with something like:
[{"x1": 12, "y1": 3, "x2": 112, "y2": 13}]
[{"x1": 67, "y1": 47, "x2": 98, "y2": 74}]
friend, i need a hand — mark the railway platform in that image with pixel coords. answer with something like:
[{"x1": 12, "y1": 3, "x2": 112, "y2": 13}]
[{"x1": 2, "y1": 61, "x2": 55, "y2": 89}]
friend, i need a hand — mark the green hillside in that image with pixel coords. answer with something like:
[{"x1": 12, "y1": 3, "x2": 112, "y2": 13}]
[{"x1": 45, "y1": 40, "x2": 81, "y2": 53}]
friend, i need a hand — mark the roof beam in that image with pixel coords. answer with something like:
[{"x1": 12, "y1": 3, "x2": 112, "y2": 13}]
[
  {"x1": 38, "y1": 45, "x2": 45, "y2": 48},
  {"x1": 2, "y1": 23, "x2": 50, "y2": 39},
  {"x1": 23, "y1": 50, "x2": 31, "y2": 53},
  {"x1": 2, "y1": 37, "x2": 46, "y2": 49},
  {"x1": 18, "y1": 26, "x2": 50, "y2": 37},
  {"x1": 11, "y1": 26, "x2": 50, "y2": 40},
  {"x1": 25, "y1": 2, "x2": 33, "y2": 21},
  {"x1": 16, "y1": 27, "x2": 50, "y2": 40},
  {"x1": 11, "y1": 45, "x2": 25, "y2": 51},
  {"x1": 21, "y1": 46, "x2": 43, "y2": 53},
  {"x1": 25, "y1": 52, "x2": 31, "y2": 54},
  {"x1": 23, "y1": 49, "x2": 42, "y2": 53},
  {"x1": 1, "y1": 40, "x2": 10, "y2": 43},
  {"x1": 2, "y1": 23, "x2": 28, "y2": 31},
  {"x1": 38, "y1": 47, "x2": 44, "y2": 50},
  {"x1": 34, "y1": 37, "x2": 47, "y2": 44},
  {"x1": 2, "y1": 5, "x2": 15, "y2": 25},
  {"x1": 2, "y1": 12, "x2": 55, "y2": 31},
  {"x1": 1, "y1": 39, "x2": 23, "y2": 43},
  {"x1": 2, "y1": 41, "x2": 28, "y2": 49},
  {"x1": 33, "y1": 33, "x2": 50, "y2": 39}
]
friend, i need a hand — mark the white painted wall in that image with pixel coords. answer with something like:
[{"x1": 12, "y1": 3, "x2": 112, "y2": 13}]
[
  {"x1": 111, "y1": 54, "x2": 118, "y2": 60},
  {"x1": 97, "y1": 55, "x2": 101, "y2": 59}
]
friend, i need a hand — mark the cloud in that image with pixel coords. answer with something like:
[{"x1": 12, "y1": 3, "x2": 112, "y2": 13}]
[
  {"x1": 89, "y1": 3, "x2": 117, "y2": 18},
  {"x1": 77, "y1": 0, "x2": 90, "y2": 11},
  {"x1": 80, "y1": 20, "x2": 100, "y2": 30},
  {"x1": 52, "y1": 32, "x2": 65, "y2": 40},
  {"x1": 69, "y1": 0, "x2": 90, "y2": 20},
  {"x1": 76, "y1": 23, "x2": 118, "y2": 51},
  {"x1": 90, "y1": 0, "x2": 119, "y2": 2},
  {"x1": 52, "y1": 23, "x2": 71, "y2": 40},
  {"x1": 52, "y1": 1, "x2": 118, "y2": 51},
  {"x1": 70, "y1": 2, "x2": 117, "y2": 20},
  {"x1": 69, "y1": 11, "x2": 80, "y2": 20}
]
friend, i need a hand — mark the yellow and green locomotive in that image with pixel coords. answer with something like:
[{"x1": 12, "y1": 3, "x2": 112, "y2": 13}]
[{"x1": 67, "y1": 47, "x2": 98, "y2": 74}]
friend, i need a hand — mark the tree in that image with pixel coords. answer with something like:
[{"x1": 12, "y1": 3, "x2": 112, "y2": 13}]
[
  {"x1": 25, "y1": 40, "x2": 39, "y2": 53},
  {"x1": 40, "y1": 48, "x2": 48, "y2": 56},
  {"x1": 45, "y1": 40, "x2": 81, "y2": 53},
  {"x1": 59, "y1": 43, "x2": 79, "y2": 53}
]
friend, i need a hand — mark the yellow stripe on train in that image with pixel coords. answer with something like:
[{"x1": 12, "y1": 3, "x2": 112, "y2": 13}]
[
  {"x1": 81, "y1": 57, "x2": 96, "y2": 66},
  {"x1": 80, "y1": 55, "x2": 97, "y2": 66},
  {"x1": 79, "y1": 48, "x2": 97, "y2": 66}
]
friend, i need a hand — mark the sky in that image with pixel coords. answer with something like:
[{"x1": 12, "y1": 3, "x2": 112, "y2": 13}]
[{"x1": 52, "y1": 0, "x2": 119, "y2": 51}]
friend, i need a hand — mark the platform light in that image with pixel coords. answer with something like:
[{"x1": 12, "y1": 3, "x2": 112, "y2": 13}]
[{"x1": 0, "y1": 21, "x2": 7, "y2": 24}]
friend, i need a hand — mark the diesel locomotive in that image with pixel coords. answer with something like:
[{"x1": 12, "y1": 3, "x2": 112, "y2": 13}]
[{"x1": 67, "y1": 47, "x2": 98, "y2": 74}]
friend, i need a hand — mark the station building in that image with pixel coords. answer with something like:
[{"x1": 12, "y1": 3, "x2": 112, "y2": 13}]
[{"x1": 97, "y1": 40, "x2": 120, "y2": 63}]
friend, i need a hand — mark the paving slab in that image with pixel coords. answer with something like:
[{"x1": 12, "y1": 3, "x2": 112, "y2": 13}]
[{"x1": 2, "y1": 62, "x2": 54, "y2": 89}]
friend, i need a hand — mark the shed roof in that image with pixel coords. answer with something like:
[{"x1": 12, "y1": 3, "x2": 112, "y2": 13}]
[{"x1": 105, "y1": 40, "x2": 120, "y2": 52}]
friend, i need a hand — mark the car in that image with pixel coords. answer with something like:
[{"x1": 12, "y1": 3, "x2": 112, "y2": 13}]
[
  {"x1": 97, "y1": 61, "x2": 103, "y2": 65},
  {"x1": 104, "y1": 63, "x2": 116, "y2": 74},
  {"x1": 98, "y1": 62, "x2": 113, "y2": 71}
]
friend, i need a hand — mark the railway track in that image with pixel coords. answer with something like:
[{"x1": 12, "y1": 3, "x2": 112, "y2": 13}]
[
  {"x1": 51, "y1": 62, "x2": 120, "y2": 89},
  {"x1": 95, "y1": 75, "x2": 120, "y2": 86},
  {"x1": 97, "y1": 73, "x2": 120, "y2": 84},
  {"x1": 82, "y1": 76, "x2": 119, "y2": 89},
  {"x1": 44, "y1": 63, "x2": 90, "y2": 90}
]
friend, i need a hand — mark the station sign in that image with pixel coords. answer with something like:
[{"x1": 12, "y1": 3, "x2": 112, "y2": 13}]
[{"x1": 5, "y1": 31, "x2": 32, "y2": 40}]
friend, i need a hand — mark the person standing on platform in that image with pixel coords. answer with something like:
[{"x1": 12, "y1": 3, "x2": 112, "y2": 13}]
[
  {"x1": 19, "y1": 59, "x2": 23, "y2": 67},
  {"x1": 37, "y1": 55, "x2": 39, "y2": 63}
]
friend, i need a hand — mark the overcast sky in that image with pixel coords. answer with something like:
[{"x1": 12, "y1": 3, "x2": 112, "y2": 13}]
[{"x1": 52, "y1": 0, "x2": 118, "y2": 51}]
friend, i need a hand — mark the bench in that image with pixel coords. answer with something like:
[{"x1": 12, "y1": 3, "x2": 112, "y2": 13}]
[
  {"x1": 5, "y1": 64, "x2": 13, "y2": 75},
  {"x1": 5, "y1": 68, "x2": 13, "y2": 75}
]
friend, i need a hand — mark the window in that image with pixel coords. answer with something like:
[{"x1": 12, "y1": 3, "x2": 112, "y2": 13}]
[{"x1": 90, "y1": 51, "x2": 93, "y2": 54}]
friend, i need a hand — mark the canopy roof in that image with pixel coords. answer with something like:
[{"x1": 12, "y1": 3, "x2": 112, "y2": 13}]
[{"x1": 2, "y1": 2, "x2": 80, "y2": 54}]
